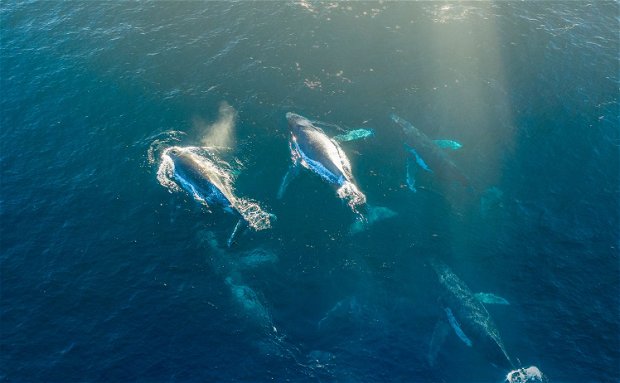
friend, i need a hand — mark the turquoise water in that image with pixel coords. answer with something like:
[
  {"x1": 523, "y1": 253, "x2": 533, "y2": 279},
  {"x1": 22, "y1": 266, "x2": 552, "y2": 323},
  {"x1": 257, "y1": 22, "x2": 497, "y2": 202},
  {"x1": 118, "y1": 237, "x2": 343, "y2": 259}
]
[{"x1": 1, "y1": 2, "x2": 618, "y2": 382}]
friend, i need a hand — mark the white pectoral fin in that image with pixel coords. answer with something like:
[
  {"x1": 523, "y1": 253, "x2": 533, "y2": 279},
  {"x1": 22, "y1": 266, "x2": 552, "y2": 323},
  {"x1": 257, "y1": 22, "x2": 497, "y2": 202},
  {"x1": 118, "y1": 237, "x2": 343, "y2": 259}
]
[
  {"x1": 226, "y1": 219, "x2": 246, "y2": 248},
  {"x1": 277, "y1": 163, "x2": 300, "y2": 199},
  {"x1": 333, "y1": 128, "x2": 375, "y2": 142},
  {"x1": 404, "y1": 144, "x2": 432, "y2": 173},
  {"x1": 474, "y1": 292, "x2": 510, "y2": 305},
  {"x1": 444, "y1": 307, "x2": 473, "y2": 347},
  {"x1": 428, "y1": 319, "x2": 451, "y2": 366},
  {"x1": 433, "y1": 139, "x2": 462, "y2": 150},
  {"x1": 406, "y1": 156, "x2": 417, "y2": 192}
]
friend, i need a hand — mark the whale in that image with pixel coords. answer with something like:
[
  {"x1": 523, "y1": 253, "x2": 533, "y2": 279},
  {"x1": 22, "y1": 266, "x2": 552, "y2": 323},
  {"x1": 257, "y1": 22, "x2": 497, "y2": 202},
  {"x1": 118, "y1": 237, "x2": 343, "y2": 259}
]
[
  {"x1": 390, "y1": 113, "x2": 470, "y2": 192},
  {"x1": 165, "y1": 146, "x2": 236, "y2": 209},
  {"x1": 278, "y1": 113, "x2": 396, "y2": 229},
  {"x1": 225, "y1": 275, "x2": 274, "y2": 328},
  {"x1": 428, "y1": 258, "x2": 514, "y2": 370},
  {"x1": 278, "y1": 112, "x2": 367, "y2": 211},
  {"x1": 159, "y1": 146, "x2": 273, "y2": 246}
]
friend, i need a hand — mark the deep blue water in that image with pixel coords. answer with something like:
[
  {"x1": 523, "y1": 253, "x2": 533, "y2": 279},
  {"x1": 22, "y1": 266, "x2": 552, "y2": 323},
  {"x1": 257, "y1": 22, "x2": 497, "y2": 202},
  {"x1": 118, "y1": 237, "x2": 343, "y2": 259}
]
[{"x1": 1, "y1": 2, "x2": 619, "y2": 382}]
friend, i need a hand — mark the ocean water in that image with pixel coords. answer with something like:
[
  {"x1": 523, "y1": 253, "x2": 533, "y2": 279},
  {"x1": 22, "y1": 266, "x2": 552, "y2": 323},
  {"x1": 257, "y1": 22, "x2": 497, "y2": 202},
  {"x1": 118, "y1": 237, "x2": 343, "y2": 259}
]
[{"x1": 1, "y1": 2, "x2": 618, "y2": 382}]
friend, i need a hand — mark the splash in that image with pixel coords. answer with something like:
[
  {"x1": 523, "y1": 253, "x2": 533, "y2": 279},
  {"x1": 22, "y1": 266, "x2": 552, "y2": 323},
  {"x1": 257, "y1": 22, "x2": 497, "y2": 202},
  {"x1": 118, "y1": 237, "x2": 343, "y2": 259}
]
[
  {"x1": 294, "y1": 0, "x2": 318, "y2": 14},
  {"x1": 156, "y1": 153, "x2": 181, "y2": 193},
  {"x1": 197, "y1": 101, "x2": 237, "y2": 149},
  {"x1": 235, "y1": 198, "x2": 274, "y2": 231},
  {"x1": 336, "y1": 181, "x2": 367, "y2": 210},
  {"x1": 147, "y1": 130, "x2": 187, "y2": 165},
  {"x1": 506, "y1": 366, "x2": 547, "y2": 383}
]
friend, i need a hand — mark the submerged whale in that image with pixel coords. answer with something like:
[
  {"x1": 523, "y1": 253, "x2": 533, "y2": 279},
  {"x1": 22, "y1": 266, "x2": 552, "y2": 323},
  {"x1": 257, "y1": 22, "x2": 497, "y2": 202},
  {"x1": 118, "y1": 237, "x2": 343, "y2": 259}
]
[
  {"x1": 158, "y1": 146, "x2": 273, "y2": 246},
  {"x1": 428, "y1": 258, "x2": 514, "y2": 370},
  {"x1": 390, "y1": 113, "x2": 470, "y2": 192},
  {"x1": 278, "y1": 112, "x2": 367, "y2": 211}
]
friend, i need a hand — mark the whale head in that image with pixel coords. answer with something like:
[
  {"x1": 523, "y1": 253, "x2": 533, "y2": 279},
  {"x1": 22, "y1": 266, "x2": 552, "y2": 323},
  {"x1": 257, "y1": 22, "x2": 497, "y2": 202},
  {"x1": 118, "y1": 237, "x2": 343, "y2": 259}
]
[
  {"x1": 164, "y1": 146, "x2": 196, "y2": 172},
  {"x1": 166, "y1": 146, "x2": 182, "y2": 160},
  {"x1": 286, "y1": 112, "x2": 313, "y2": 135}
]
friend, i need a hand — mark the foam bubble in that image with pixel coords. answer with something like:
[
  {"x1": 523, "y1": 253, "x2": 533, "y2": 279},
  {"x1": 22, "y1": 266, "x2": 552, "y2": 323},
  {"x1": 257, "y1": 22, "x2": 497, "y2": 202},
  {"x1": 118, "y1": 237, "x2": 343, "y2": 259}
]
[{"x1": 506, "y1": 366, "x2": 547, "y2": 383}]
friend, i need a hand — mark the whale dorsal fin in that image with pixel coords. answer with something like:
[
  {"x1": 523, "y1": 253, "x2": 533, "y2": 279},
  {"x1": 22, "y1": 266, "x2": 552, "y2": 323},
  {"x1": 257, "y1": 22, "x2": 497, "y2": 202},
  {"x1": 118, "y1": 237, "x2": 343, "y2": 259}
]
[
  {"x1": 506, "y1": 366, "x2": 548, "y2": 383},
  {"x1": 474, "y1": 292, "x2": 510, "y2": 305}
]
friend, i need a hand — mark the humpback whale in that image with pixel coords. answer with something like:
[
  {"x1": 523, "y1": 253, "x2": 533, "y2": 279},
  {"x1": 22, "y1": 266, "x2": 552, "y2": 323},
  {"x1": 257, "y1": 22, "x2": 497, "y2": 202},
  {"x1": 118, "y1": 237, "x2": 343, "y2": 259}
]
[
  {"x1": 158, "y1": 146, "x2": 273, "y2": 246},
  {"x1": 391, "y1": 113, "x2": 505, "y2": 215},
  {"x1": 428, "y1": 258, "x2": 514, "y2": 370},
  {"x1": 278, "y1": 113, "x2": 397, "y2": 231},
  {"x1": 278, "y1": 112, "x2": 367, "y2": 211},
  {"x1": 390, "y1": 113, "x2": 470, "y2": 192}
]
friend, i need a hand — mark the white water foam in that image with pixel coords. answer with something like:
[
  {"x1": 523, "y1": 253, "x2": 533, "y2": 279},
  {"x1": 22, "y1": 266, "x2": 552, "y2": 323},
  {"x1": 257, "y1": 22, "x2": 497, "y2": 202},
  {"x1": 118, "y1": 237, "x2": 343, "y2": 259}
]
[{"x1": 506, "y1": 366, "x2": 547, "y2": 383}]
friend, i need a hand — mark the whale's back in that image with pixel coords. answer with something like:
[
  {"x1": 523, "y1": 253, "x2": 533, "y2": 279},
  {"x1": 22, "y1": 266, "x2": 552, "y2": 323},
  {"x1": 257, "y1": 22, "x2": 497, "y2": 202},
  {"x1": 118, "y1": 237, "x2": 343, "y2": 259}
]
[
  {"x1": 294, "y1": 126, "x2": 352, "y2": 184},
  {"x1": 169, "y1": 148, "x2": 237, "y2": 209}
]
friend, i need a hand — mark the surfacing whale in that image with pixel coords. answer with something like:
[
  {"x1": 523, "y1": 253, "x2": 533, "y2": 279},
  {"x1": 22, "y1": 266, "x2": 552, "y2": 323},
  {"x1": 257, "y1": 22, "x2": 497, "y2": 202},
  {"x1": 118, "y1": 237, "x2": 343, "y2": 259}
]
[
  {"x1": 279, "y1": 112, "x2": 366, "y2": 211},
  {"x1": 428, "y1": 258, "x2": 514, "y2": 370},
  {"x1": 391, "y1": 113, "x2": 505, "y2": 215},
  {"x1": 278, "y1": 112, "x2": 396, "y2": 230},
  {"x1": 158, "y1": 146, "x2": 273, "y2": 246},
  {"x1": 428, "y1": 259, "x2": 546, "y2": 381}
]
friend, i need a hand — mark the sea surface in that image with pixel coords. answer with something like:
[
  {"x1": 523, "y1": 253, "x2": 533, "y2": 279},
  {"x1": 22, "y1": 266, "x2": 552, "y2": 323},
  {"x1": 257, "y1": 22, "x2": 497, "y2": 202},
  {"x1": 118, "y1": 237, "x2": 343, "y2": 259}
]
[{"x1": 1, "y1": 2, "x2": 619, "y2": 382}]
